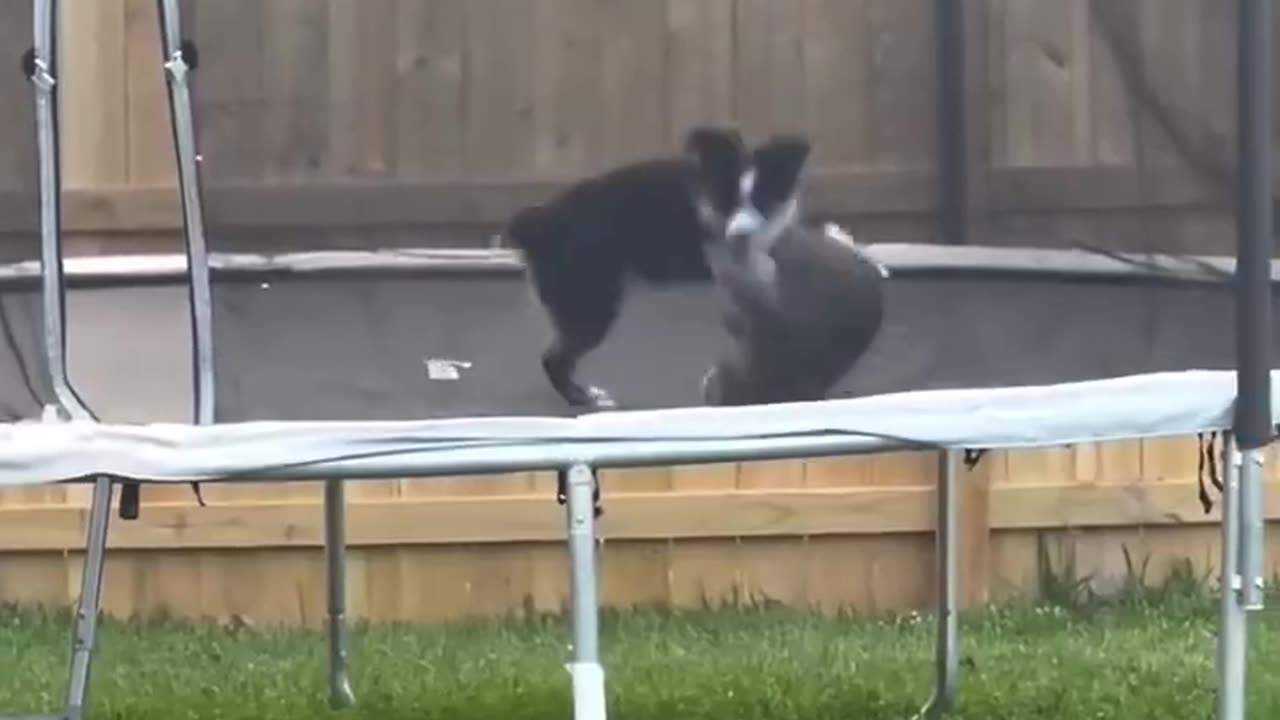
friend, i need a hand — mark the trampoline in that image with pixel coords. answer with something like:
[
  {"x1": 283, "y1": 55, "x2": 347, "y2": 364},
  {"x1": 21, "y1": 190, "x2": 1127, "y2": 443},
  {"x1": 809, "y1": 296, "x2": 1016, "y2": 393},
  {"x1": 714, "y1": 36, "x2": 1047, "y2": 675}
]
[{"x1": 0, "y1": 1, "x2": 1273, "y2": 720}]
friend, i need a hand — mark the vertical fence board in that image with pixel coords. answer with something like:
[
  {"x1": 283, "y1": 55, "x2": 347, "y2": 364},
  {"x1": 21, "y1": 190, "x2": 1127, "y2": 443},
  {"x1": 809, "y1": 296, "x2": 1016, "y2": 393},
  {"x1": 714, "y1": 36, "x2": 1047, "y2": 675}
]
[
  {"x1": 393, "y1": 0, "x2": 467, "y2": 180},
  {"x1": 261, "y1": 0, "x2": 330, "y2": 183},
  {"x1": 664, "y1": 0, "x2": 734, "y2": 148},
  {"x1": 733, "y1": 0, "x2": 809, "y2": 139},
  {"x1": 864, "y1": 0, "x2": 934, "y2": 169},
  {"x1": 462, "y1": 0, "x2": 538, "y2": 179}
]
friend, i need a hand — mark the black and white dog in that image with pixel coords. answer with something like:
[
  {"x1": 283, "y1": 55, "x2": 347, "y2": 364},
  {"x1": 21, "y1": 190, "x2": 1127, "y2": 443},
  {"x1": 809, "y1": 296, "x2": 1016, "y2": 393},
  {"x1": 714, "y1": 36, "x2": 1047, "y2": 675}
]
[
  {"x1": 685, "y1": 128, "x2": 889, "y2": 406},
  {"x1": 500, "y1": 125, "x2": 887, "y2": 410},
  {"x1": 498, "y1": 130, "x2": 737, "y2": 410}
]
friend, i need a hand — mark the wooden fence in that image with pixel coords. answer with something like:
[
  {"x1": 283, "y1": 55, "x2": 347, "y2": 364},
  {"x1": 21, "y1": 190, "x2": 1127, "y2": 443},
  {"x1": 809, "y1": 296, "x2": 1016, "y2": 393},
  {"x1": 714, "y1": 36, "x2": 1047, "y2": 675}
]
[
  {"x1": 0, "y1": 0, "x2": 1277, "y2": 627},
  {"x1": 49, "y1": 0, "x2": 1256, "y2": 255}
]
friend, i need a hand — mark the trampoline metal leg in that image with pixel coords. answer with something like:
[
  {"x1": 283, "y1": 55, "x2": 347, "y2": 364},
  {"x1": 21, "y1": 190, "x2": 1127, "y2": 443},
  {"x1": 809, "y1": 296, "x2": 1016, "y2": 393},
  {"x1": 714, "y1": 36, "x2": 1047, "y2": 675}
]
[
  {"x1": 564, "y1": 464, "x2": 606, "y2": 720},
  {"x1": 64, "y1": 477, "x2": 114, "y2": 720},
  {"x1": 1217, "y1": 437, "x2": 1246, "y2": 720},
  {"x1": 915, "y1": 449, "x2": 959, "y2": 719},
  {"x1": 1237, "y1": 447, "x2": 1266, "y2": 612},
  {"x1": 323, "y1": 479, "x2": 356, "y2": 709}
]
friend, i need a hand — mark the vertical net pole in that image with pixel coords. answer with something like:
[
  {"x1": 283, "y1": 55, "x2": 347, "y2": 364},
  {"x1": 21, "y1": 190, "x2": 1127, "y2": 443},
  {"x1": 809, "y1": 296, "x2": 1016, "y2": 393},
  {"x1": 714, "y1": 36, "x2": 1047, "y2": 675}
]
[
  {"x1": 155, "y1": 0, "x2": 214, "y2": 426},
  {"x1": 1232, "y1": 0, "x2": 1271, "y2": 613},
  {"x1": 564, "y1": 464, "x2": 606, "y2": 720},
  {"x1": 31, "y1": 0, "x2": 71, "y2": 413},
  {"x1": 933, "y1": 0, "x2": 967, "y2": 246},
  {"x1": 1220, "y1": 0, "x2": 1271, "y2": 715}
]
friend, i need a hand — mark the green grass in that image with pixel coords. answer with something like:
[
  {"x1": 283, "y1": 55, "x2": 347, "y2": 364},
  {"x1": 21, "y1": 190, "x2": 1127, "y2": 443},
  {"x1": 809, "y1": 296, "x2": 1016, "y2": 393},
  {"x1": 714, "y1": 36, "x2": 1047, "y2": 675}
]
[{"x1": 2, "y1": 577, "x2": 1280, "y2": 719}]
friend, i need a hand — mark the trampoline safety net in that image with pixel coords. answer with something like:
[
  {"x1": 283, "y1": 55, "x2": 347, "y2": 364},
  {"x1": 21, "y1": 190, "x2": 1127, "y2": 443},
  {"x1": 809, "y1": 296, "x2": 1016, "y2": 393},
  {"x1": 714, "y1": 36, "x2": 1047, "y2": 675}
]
[
  {"x1": 171, "y1": 0, "x2": 1270, "y2": 424},
  {"x1": 0, "y1": 0, "x2": 53, "y2": 422}
]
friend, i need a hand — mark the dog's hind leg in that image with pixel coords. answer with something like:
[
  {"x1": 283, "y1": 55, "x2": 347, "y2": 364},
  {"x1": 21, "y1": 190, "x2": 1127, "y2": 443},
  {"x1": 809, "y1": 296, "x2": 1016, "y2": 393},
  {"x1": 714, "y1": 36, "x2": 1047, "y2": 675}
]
[
  {"x1": 543, "y1": 337, "x2": 615, "y2": 409},
  {"x1": 700, "y1": 354, "x2": 757, "y2": 407},
  {"x1": 533, "y1": 264, "x2": 625, "y2": 411}
]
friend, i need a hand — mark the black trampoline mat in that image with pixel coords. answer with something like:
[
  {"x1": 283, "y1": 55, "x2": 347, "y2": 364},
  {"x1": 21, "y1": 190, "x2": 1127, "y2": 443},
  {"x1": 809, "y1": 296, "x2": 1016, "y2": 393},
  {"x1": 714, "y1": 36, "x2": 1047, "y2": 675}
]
[{"x1": 208, "y1": 267, "x2": 1270, "y2": 422}]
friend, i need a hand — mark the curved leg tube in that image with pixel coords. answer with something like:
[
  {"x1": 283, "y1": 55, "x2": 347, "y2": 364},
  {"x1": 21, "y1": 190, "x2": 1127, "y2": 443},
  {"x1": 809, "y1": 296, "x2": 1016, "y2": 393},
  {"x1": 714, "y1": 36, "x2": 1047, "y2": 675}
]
[
  {"x1": 63, "y1": 477, "x2": 114, "y2": 720},
  {"x1": 915, "y1": 450, "x2": 958, "y2": 719},
  {"x1": 564, "y1": 465, "x2": 607, "y2": 720}
]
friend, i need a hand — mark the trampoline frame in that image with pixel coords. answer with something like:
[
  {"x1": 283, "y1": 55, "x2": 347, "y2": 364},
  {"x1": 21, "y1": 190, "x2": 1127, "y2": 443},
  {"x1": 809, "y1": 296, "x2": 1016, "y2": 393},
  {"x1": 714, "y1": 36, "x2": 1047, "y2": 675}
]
[{"x1": 0, "y1": 1, "x2": 1268, "y2": 720}]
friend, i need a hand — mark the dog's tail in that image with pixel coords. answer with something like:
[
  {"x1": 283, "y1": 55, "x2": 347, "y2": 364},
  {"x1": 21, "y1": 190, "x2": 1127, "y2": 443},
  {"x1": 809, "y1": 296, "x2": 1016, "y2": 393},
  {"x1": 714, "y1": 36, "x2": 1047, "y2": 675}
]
[
  {"x1": 824, "y1": 222, "x2": 890, "y2": 279},
  {"x1": 491, "y1": 204, "x2": 549, "y2": 252},
  {"x1": 493, "y1": 203, "x2": 564, "y2": 310}
]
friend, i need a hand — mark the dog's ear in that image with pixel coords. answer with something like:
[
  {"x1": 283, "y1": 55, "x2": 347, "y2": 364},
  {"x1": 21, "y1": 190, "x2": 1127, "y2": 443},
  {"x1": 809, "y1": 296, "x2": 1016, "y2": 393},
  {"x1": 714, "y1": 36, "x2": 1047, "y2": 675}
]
[
  {"x1": 683, "y1": 125, "x2": 746, "y2": 167},
  {"x1": 683, "y1": 126, "x2": 747, "y2": 214},
  {"x1": 749, "y1": 135, "x2": 812, "y2": 211}
]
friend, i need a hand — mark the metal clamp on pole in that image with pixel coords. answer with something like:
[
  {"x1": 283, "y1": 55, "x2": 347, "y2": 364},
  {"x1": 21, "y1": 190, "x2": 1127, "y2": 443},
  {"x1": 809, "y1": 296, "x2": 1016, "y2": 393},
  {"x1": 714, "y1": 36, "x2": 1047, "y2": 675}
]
[
  {"x1": 564, "y1": 463, "x2": 607, "y2": 720},
  {"x1": 556, "y1": 467, "x2": 604, "y2": 518},
  {"x1": 26, "y1": 54, "x2": 53, "y2": 91}
]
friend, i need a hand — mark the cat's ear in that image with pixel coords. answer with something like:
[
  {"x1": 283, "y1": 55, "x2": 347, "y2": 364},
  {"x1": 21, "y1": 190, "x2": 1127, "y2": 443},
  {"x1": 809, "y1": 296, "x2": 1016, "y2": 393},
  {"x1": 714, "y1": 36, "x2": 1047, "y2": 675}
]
[{"x1": 749, "y1": 135, "x2": 812, "y2": 209}]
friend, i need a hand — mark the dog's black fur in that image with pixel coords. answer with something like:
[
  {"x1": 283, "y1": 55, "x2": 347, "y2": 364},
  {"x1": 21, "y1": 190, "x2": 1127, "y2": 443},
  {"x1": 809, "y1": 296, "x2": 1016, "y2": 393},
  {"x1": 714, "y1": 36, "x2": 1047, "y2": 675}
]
[
  {"x1": 500, "y1": 130, "x2": 746, "y2": 410},
  {"x1": 686, "y1": 131, "x2": 888, "y2": 406}
]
